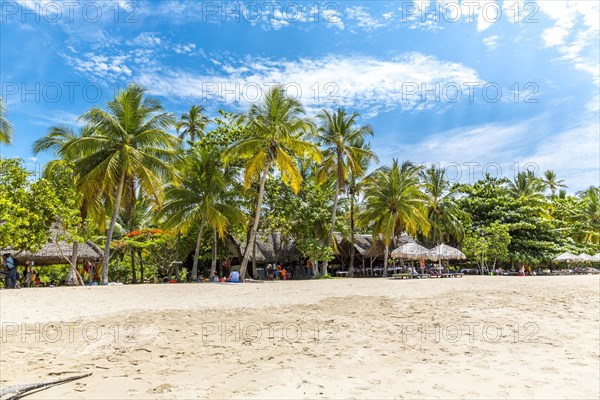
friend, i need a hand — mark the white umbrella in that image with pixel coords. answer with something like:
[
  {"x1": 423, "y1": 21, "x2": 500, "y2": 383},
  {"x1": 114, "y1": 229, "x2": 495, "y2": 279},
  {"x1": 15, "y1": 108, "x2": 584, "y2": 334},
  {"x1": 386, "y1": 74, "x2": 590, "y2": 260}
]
[
  {"x1": 578, "y1": 253, "x2": 595, "y2": 262},
  {"x1": 391, "y1": 242, "x2": 435, "y2": 260},
  {"x1": 593, "y1": 253, "x2": 600, "y2": 262},
  {"x1": 430, "y1": 243, "x2": 466, "y2": 272},
  {"x1": 430, "y1": 244, "x2": 466, "y2": 260},
  {"x1": 552, "y1": 252, "x2": 580, "y2": 263}
]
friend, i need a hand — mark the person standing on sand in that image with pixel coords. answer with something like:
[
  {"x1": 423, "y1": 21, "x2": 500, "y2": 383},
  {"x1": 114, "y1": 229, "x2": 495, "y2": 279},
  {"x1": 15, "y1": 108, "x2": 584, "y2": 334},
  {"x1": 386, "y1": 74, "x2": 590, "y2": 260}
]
[{"x1": 2, "y1": 253, "x2": 18, "y2": 289}]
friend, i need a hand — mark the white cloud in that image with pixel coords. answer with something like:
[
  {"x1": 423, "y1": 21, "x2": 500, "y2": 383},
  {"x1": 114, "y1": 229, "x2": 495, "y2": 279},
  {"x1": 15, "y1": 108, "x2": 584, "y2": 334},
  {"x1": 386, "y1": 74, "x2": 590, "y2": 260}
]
[
  {"x1": 346, "y1": 6, "x2": 385, "y2": 31},
  {"x1": 130, "y1": 32, "x2": 162, "y2": 47},
  {"x1": 539, "y1": 1, "x2": 600, "y2": 84},
  {"x1": 373, "y1": 116, "x2": 600, "y2": 190},
  {"x1": 483, "y1": 35, "x2": 500, "y2": 50},
  {"x1": 137, "y1": 53, "x2": 481, "y2": 115}
]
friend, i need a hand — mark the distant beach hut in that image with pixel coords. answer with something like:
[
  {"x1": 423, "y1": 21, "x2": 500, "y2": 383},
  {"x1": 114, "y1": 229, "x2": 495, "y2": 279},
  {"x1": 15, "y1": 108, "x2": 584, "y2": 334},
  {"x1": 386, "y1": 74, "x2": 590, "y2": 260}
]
[
  {"x1": 552, "y1": 252, "x2": 580, "y2": 263},
  {"x1": 1, "y1": 240, "x2": 103, "y2": 266}
]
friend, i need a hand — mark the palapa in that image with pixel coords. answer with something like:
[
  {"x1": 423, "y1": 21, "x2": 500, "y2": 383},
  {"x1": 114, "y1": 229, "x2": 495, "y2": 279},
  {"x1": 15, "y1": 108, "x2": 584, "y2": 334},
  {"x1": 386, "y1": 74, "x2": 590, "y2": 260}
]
[{"x1": 390, "y1": 242, "x2": 435, "y2": 260}]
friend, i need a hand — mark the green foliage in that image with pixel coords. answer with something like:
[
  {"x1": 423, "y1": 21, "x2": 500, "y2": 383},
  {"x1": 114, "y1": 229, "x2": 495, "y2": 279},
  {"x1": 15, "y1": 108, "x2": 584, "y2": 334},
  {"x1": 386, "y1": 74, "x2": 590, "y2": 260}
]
[
  {"x1": 0, "y1": 158, "x2": 81, "y2": 252},
  {"x1": 462, "y1": 222, "x2": 511, "y2": 270}
]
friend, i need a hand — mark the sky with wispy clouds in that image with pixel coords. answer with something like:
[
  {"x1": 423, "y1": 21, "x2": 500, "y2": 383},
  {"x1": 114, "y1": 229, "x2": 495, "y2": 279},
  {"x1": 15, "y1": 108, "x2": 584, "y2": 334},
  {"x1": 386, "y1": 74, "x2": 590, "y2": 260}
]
[{"x1": 1, "y1": 0, "x2": 598, "y2": 189}]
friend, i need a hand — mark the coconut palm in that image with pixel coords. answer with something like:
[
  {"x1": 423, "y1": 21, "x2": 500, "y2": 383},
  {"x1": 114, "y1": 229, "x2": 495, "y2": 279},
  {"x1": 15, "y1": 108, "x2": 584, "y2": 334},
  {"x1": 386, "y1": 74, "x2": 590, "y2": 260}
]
[
  {"x1": 315, "y1": 108, "x2": 375, "y2": 276},
  {"x1": 0, "y1": 100, "x2": 13, "y2": 144},
  {"x1": 360, "y1": 160, "x2": 430, "y2": 277},
  {"x1": 345, "y1": 140, "x2": 377, "y2": 277},
  {"x1": 225, "y1": 85, "x2": 321, "y2": 280},
  {"x1": 176, "y1": 105, "x2": 209, "y2": 143},
  {"x1": 32, "y1": 125, "x2": 104, "y2": 285},
  {"x1": 72, "y1": 84, "x2": 179, "y2": 284},
  {"x1": 542, "y1": 169, "x2": 567, "y2": 197},
  {"x1": 508, "y1": 171, "x2": 546, "y2": 204},
  {"x1": 421, "y1": 165, "x2": 470, "y2": 245},
  {"x1": 158, "y1": 145, "x2": 245, "y2": 280}
]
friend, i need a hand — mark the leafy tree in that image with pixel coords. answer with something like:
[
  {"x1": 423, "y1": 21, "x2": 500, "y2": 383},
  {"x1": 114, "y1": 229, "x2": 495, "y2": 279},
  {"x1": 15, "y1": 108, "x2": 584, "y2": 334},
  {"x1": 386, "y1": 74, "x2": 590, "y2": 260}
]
[
  {"x1": 73, "y1": 84, "x2": 179, "y2": 284},
  {"x1": 462, "y1": 222, "x2": 510, "y2": 272},
  {"x1": 225, "y1": 85, "x2": 321, "y2": 280},
  {"x1": 0, "y1": 159, "x2": 80, "y2": 254}
]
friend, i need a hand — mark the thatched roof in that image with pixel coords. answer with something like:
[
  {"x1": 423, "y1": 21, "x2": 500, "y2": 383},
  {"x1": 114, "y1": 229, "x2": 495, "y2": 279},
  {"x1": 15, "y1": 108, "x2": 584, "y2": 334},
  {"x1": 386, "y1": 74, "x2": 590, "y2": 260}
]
[
  {"x1": 578, "y1": 253, "x2": 595, "y2": 262},
  {"x1": 2, "y1": 241, "x2": 103, "y2": 266},
  {"x1": 364, "y1": 233, "x2": 414, "y2": 258},
  {"x1": 553, "y1": 252, "x2": 580, "y2": 263},
  {"x1": 429, "y1": 244, "x2": 466, "y2": 260},
  {"x1": 228, "y1": 231, "x2": 302, "y2": 264},
  {"x1": 390, "y1": 242, "x2": 434, "y2": 260},
  {"x1": 333, "y1": 233, "x2": 373, "y2": 257}
]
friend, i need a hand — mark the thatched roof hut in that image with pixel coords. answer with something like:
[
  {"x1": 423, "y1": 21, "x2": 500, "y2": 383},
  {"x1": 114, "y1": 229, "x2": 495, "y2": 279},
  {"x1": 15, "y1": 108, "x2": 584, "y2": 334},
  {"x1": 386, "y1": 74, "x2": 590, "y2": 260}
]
[
  {"x1": 227, "y1": 231, "x2": 302, "y2": 264},
  {"x1": 2, "y1": 240, "x2": 103, "y2": 266},
  {"x1": 364, "y1": 233, "x2": 414, "y2": 258},
  {"x1": 333, "y1": 233, "x2": 373, "y2": 257}
]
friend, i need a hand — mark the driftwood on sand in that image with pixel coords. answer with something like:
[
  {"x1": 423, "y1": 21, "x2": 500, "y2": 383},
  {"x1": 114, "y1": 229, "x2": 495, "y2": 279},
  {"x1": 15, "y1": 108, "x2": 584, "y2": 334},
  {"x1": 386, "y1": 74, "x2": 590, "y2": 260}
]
[{"x1": 0, "y1": 372, "x2": 92, "y2": 400}]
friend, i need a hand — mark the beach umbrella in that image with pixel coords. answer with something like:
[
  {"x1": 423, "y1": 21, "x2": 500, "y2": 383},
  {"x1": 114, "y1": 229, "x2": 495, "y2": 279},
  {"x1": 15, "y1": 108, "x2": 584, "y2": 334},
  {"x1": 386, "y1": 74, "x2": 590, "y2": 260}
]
[
  {"x1": 430, "y1": 244, "x2": 466, "y2": 261},
  {"x1": 578, "y1": 253, "x2": 595, "y2": 262},
  {"x1": 593, "y1": 253, "x2": 600, "y2": 262},
  {"x1": 430, "y1": 243, "x2": 466, "y2": 272},
  {"x1": 552, "y1": 252, "x2": 580, "y2": 263},
  {"x1": 390, "y1": 242, "x2": 435, "y2": 260}
]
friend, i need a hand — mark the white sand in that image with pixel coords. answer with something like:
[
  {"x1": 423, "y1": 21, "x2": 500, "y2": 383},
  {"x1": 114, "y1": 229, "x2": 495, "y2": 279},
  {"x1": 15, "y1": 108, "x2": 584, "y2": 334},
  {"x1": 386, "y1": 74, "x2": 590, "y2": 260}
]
[{"x1": 1, "y1": 276, "x2": 599, "y2": 399}]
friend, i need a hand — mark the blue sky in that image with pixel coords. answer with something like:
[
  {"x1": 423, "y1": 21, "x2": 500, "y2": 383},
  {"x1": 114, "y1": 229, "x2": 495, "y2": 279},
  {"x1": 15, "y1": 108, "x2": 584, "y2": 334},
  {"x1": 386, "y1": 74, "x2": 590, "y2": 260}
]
[{"x1": 1, "y1": 0, "x2": 598, "y2": 190}]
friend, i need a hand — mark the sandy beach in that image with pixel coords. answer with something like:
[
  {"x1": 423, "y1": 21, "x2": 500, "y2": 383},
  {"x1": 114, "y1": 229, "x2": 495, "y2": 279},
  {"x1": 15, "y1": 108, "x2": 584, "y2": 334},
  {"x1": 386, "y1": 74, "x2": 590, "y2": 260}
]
[{"x1": 1, "y1": 276, "x2": 599, "y2": 399}]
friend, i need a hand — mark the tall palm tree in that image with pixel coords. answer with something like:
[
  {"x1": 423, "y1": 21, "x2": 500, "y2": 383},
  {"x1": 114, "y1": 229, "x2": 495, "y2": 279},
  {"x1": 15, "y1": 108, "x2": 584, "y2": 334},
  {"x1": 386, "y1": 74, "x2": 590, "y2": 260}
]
[
  {"x1": 345, "y1": 140, "x2": 377, "y2": 277},
  {"x1": 421, "y1": 165, "x2": 470, "y2": 245},
  {"x1": 225, "y1": 85, "x2": 321, "y2": 280},
  {"x1": 360, "y1": 160, "x2": 430, "y2": 277},
  {"x1": 507, "y1": 171, "x2": 546, "y2": 208},
  {"x1": 158, "y1": 145, "x2": 245, "y2": 280},
  {"x1": 0, "y1": 100, "x2": 13, "y2": 144},
  {"x1": 72, "y1": 84, "x2": 179, "y2": 284},
  {"x1": 542, "y1": 169, "x2": 567, "y2": 197},
  {"x1": 316, "y1": 108, "x2": 375, "y2": 276},
  {"x1": 177, "y1": 105, "x2": 209, "y2": 143},
  {"x1": 32, "y1": 125, "x2": 104, "y2": 285}
]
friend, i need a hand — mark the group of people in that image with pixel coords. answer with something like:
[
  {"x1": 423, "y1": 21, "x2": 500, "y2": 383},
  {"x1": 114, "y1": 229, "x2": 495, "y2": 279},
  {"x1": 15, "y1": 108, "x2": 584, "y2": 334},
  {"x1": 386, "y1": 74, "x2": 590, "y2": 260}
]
[
  {"x1": 266, "y1": 262, "x2": 293, "y2": 280},
  {"x1": 2, "y1": 254, "x2": 41, "y2": 289}
]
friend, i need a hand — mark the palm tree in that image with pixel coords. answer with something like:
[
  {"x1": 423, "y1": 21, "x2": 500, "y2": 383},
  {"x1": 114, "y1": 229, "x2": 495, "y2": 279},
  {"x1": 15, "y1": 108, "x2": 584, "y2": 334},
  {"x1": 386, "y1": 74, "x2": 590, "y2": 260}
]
[
  {"x1": 421, "y1": 165, "x2": 470, "y2": 245},
  {"x1": 32, "y1": 125, "x2": 104, "y2": 285},
  {"x1": 176, "y1": 105, "x2": 209, "y2": 143},
  {"x1": 158, "y1": 145, "x2": 245, "y2": 280},
  {"x1": 72, "y1": 84, "x2": 179, "y2": 285},
  {"x1": 315, "y1": 108, "x2": 375, "y2": 276},
  {"x1": 225, "y1": 85, "x2": 321, "y2": 280},
  {"x1": 507, "y1": 171, "x2": 546, "y2": 205},
  {"x1": 542, "y1": 169, "x2": 567, "y2": 197},
  {"x1": 0, "y1": 100, "x2": 13, "y2": 144},
  {"x1": 360, "y1": 160, "x2": 430, "y2": 277},
  {"x1": 345, "y1": 140, "x2": 377, "y2": 277}
]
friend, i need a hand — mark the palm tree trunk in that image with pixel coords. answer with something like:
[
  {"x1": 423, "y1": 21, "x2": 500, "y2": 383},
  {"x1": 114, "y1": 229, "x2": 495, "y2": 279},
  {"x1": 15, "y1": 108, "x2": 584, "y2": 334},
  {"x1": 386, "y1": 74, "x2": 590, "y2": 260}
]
[
  {"x1": 176, "y1": 230, "x2": 181, "y2": 261},
  {"x1": 210, "y1": 227, "x2": 218, "y2": 276},
  {"x1": 348, "y1": 193, "x2": 356, "y2": 278},
  {"x1": 65, "y1": 241, "x2": 80, "y2": 286},
  {"x1": 102, "y1": 171, "x2": 126, "y2": 285},
  {"x1": 239, "y1": 164, "x2": 269, "y2": 281},
  {"x1": 192, "y1": 221, "x2": 206, "y2": 280},
  {"x1": 130, "y1": 249, "x2": 137, "y2": 284},
  {"x1": 322, "y1": 168, "x2": 341, "y2": 276},
  {"x1": 383, "y1": 243, "x2": 389, "y2": 277},
  {"x1": 252, "y1": 240, "x2": 257, "y2": 279},
  {"x1": 138, "y1": 249, "x2": 144, "y2": 283}
]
